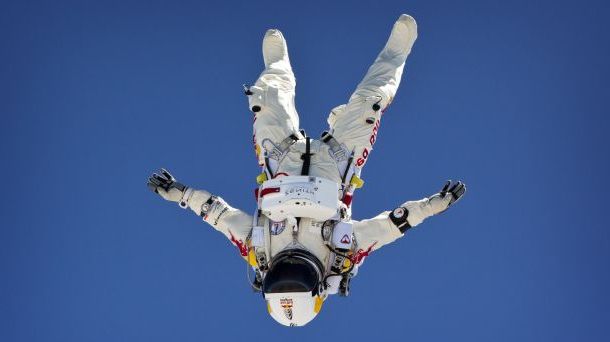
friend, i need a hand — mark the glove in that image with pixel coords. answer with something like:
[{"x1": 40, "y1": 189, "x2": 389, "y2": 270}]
[
  {"x1": 147, "y1": 168, "x2": 188, "y2": 203},
  {"x1": 427, "y1": 180, "x2": 466, "y2": 215},
  {"x1": 439, "y1": 180, "x2": 466, "y2": 206}
]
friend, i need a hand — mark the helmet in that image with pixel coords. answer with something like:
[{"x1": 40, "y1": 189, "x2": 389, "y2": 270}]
[{"x1": 263, "y1": 249, "x2": 325, "y2": 326}]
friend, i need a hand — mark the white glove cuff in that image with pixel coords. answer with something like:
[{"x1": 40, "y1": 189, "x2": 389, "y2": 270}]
[
  {"x1": 179, "y1": 188, "x2": 194, "y2": 209},
  {"x1": 427, "y1": 194, "x2": 452, "y2": 215},
  {"x1": 186, "y1": 190, "x2": 212, "y2": 214}
]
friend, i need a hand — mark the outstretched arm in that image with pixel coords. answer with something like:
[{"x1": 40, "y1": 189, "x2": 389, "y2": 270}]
[
  {"x1": 353, "y1": 181, "x2": 466, "y2": 252},
  {"x1": 147, "y1": 169, "x2": 253, "y2": 244}
]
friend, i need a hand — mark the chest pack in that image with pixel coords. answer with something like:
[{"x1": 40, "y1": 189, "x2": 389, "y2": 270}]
[{"x1": 258, "y1": 175, "x2": 340, "y2": 222}]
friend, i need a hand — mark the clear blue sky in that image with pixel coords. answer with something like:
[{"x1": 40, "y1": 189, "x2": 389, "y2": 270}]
[{"x1": 2, "y1": 0, "x2": 609, "y2": 341}]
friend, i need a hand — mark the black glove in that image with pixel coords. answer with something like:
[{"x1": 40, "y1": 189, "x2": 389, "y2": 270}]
[
  {"x1": 147, "y1": 168, "x2": 187, "y2": 202},
  {"x1": 439, "y1": 180, "x2": 466, "y2": 207}
]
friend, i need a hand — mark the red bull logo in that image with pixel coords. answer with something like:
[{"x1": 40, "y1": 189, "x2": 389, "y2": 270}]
[{"x1": 280, "y1": 298, "x2": 293, "y2": 320}]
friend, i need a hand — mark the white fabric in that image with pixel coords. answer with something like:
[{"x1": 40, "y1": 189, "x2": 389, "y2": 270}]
[
  {"x1": 403, "y1": 194, "x2": 453, "y2": 226},
  {"x1": 274, "y1": 139, "x2": 342, "y2": 183},
  {"x1": 156, "y1": 186, "x2": 184, "y2": 202},
  {"x1": 185, "y1": 188, "x2": 211, "y2": 212},
  {"x1": 352, "y1": 212, "x2": 404, "y2": 252}
]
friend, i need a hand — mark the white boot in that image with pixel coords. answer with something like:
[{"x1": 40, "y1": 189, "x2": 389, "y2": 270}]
[
  {"x1": 263, "y1": 29, "x2": 291, "y2": 69},
  {"x1": 382, "y1": 14, "x2": 418, "y2": 58}
]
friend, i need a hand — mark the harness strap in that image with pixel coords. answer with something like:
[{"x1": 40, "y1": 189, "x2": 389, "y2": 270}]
[
  {"x1": 278, "y1": 133, "x2": 299, "y2": 154},
  {"x1": 341, "y1": 154, "x2": 354, "y2": 184},
  {"x1": 264, "y1": 133, "x2": 299, "y2": 178},
  {"x1": 321, "y1": 131, "x2": 358, "y2": 202},
  {"x1": 267, "y1": 134, "x2": 299, "y2": 161},
  {"x1": 300, "y1": 137, "x2": 313, "y2": 176},
  {"x1": 321, "y1": 132, "x2": 344, "y2": 156}
]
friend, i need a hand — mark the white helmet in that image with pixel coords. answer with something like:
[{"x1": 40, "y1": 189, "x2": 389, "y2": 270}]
[
  {"x1": 265, "y1": 292, "x2": 324, "y2": 327},
  {"x1": 262, "y1": 249, "x2": 325, "y2": 327}
]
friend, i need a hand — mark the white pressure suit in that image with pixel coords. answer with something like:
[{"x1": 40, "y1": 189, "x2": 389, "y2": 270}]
[{"x1": 148, "y1": 14, "x2": 466, "y2": 327}]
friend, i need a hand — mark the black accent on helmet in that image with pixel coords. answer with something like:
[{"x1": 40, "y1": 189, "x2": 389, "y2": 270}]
[{"x1": 263, "y1": 249, "x2": 324, "y2": 296}]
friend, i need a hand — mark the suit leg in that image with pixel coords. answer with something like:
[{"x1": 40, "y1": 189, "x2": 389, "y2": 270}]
[
  {"x1": 248, "y1": 29, "x2": 303, "y2": 167},
  {"x1": 328, "y1": 15, "x2": 417, "y2": 170}
]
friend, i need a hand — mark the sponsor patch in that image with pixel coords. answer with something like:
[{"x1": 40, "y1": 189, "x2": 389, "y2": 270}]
[{"x1": 270, "y1": 220, "x2": 286, "y2": 235}]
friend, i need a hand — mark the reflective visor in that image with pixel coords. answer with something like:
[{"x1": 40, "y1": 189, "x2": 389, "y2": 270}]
[{"x1": 263, "y1": 255, "x2": 320, "y2": 294}]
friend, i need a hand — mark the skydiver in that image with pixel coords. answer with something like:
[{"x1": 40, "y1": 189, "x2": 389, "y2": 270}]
[{"x1": 147, "y1": 14, "x2": 466, "y2": 327}]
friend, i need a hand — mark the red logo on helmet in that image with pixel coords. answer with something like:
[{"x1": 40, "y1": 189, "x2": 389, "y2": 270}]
[{"x1": 280, "y1": 298, "x2": 294, "y2": 320}]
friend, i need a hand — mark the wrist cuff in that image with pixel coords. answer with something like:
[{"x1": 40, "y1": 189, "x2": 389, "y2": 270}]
[
  {"x1": 200, "y1": 196, "x2": 217, "y2": 217},
  {"x1": 389, "y1": 207, "x2": 411, "y2": 233}
]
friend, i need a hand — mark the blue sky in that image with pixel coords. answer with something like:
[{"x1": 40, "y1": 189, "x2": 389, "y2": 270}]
[{"x1": 2, "y1": 0, "x2": 609, "y2": 341}]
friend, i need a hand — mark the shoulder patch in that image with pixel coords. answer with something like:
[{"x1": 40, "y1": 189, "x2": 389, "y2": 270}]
[{"x1": 270, "y1": 220, "x2": 286, "y2": 235}]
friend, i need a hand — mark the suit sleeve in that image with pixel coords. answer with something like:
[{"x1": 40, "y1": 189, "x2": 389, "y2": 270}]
[
  {"x1": 352, "y1": 212, "x2": 402, "y2": 253},
  {"x1": 184, "y1": 189, "x2": 253, "y2": 246},
  {"x1": 352, "y1": 196, "x2": 442, "y2": 252}
]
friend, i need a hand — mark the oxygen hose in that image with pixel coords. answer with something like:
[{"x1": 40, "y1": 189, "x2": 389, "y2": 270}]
[{"x1": 246, "y1": 263, "x2": 262, "y2": 292}]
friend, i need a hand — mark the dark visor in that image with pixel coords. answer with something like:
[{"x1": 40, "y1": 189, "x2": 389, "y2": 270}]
[{"x1": 263, "y1": 255, "x2": 320, "y2": 294}]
